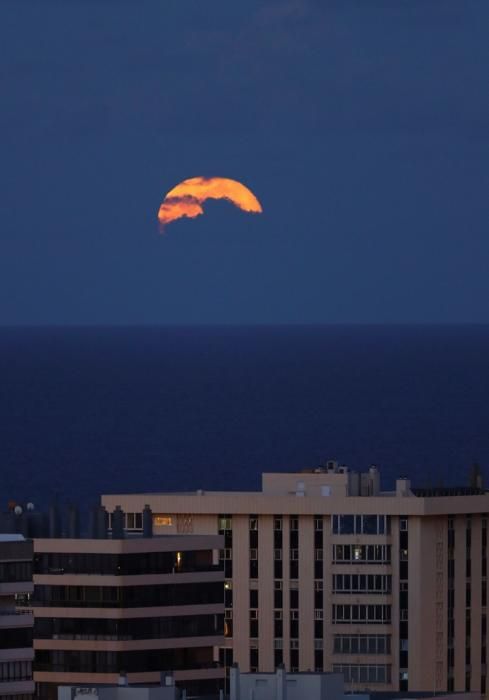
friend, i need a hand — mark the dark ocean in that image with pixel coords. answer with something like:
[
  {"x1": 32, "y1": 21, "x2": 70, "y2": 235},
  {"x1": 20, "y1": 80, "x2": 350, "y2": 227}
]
[{"x1": 1, "y1": 325, "x2": 488, "y2": 511}]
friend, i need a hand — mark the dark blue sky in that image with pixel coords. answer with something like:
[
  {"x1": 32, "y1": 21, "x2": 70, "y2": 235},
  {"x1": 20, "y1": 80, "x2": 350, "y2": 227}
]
[{"x1": 1, "y1": 0, "x2": 488, "y2": 324}]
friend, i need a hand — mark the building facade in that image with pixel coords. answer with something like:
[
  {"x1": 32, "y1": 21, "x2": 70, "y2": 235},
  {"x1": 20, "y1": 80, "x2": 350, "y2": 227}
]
[
  {"x1": 102, "y1": 462, "x2": 489, "y2": 695},
  {"x1": 0, "y1": 535, "x2": 34, "y2": 700},
  {"x1": 23, "y1": 533, "x2": 224, "y2": 700}
]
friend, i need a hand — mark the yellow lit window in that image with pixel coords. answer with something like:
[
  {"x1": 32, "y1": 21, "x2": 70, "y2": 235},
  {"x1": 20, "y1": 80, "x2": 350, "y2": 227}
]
[{"x1": 153, "y1": 515, "x2": 173, "y2": 526}]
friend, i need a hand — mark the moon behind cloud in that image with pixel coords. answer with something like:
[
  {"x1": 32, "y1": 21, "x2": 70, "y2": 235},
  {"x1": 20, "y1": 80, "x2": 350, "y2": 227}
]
[{"x1": 158, "y1": 176, "x2": 263, "y2": 228}]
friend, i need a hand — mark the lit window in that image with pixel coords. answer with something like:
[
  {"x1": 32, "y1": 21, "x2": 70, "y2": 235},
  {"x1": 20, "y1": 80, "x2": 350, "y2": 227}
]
[{"x1": 153, "y1": 515, "x2": 173, "y2": 526}]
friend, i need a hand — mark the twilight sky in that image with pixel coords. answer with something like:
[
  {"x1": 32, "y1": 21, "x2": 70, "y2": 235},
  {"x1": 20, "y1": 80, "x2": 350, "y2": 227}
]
[{"x1": 1, "y1": 0, "x2": 488, "y2": 324}]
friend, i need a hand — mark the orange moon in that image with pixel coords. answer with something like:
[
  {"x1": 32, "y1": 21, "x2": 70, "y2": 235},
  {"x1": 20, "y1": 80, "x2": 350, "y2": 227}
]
[{"x1": 157, "y1": 176, "x2": 263, "y2": 227}]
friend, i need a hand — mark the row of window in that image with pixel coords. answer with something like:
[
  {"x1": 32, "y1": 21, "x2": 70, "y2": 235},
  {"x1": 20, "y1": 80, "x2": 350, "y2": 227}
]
[
  {"x1": 34, "y1": 614, "x2": 222, "y2": 640},
  {"x1": 332, "y1": 604, "x2": 391, "y2": 624},
  {"x1": 332, "y1": 515, "x2": 391, "y2": 536},
  {"x1": 333, "y1": 635, "x2": 391, "y2": 655},
  {"x1": 333, "y1": 574, "x2": 391, "y2": 594},
  {"x1": 219, "y1": 515, "x2": 394, "y2": 534},
  {"x1": 332, "y1": 664, "x2": 391, "y2": 684},
  {"x1": 0, "y1": 660, "x2": 32, "y2": 682},
  {"x1": 230, "y1": 606, "x2": 390, "y2": 625},
  {"x1": 34, "y1": 551, "x2": 214, "y2": 576},
  {"x1": 113, "y1": 512, "x2": 175, "y2": 530},
  {"x1": 35, "y1": 648, "x2": 215, "y2": 674},
  {"x1": 228, "y1": 576, "x2": 391, "y2": 610},
  {"x1": 110, "y1": 512, "x2": 143, "y2": 530},
  {"x1": 225, "y1": 545, "x2": 391, "y2": 565},
  {"x1": 333, "y1": 545, "x2": 391, "y2": 564},
  {"x1": 0, "y1": 561, "x2": 32, "y2": 584},
  {"x1": 28, "y1": 582, "x2": 223, "y2": 608}
]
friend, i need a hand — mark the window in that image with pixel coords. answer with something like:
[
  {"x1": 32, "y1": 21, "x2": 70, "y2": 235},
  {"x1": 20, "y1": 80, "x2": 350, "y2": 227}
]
[
  {"x1": 333, "y1": 544, "x2": 391, "y2": 564},
  {"x1": 274, "y1": 549, "x2": 282, "y2": 560},
  {"x1": 314, "y1": 517, "x2": 323, "y2": 530},
  {"x1": 332, "y1": 514, "x2": 390, "y2": 535},
  {"x1": 315, "y1": 549, "x2": 323, "y2": 561},
  {"x1": 290, "y1": 517, "x2": 299, "y2": 531},
  {"x1": 333, "y1": 574, "x2": 391, "y2": 594},
  {"x1": 290, "y1": 549, "x2": 299, "y2": 560},
  {"x1": 332, "y1": 664, "x2": 391, "y2": 685},
  {"x1": 250, "y1": 609, "x2": 258, "y2": 620},
  {"x1": 315, "y1": 609, "x2": 323, "y2": 620},
  {"x1": 274, "y1": 610, "x2": 283, "y2": 620},
  {"x1": 363, "y1": 515, "x2": 378, "y2": 534},
  {"x1": 400, "y1": 518, "x2": 408, "y2": 531},
  {"x1": 315, "y1": 580, "x2": 323, "y2": 591},
  {"x1": 153, "y1": 515, "x2": 172, "y2": 527},
  {"x1": 332, "y1": 605, "x2": 391, "y2": 624},
  {"x1": 218, "y1": 516, "x2": 232, "y2": 530},
  {"x1": 250, "y1": 549, "x2": 258, "y2": 560},
  {"x1": 274, "y1": 580, "x2": 283, "y2": 590},
  {"x1": 249, "y1": 517, "x2": 258, "y2": 530},
  {"x1": 274, "y1": 517, "x2": 282, "y2": 530},
  {"x1": 339, "y1": 515, "x2": 354, "y2": 534}
]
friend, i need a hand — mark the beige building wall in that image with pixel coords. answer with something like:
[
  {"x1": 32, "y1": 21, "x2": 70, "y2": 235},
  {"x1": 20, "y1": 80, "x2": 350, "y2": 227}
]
[
  {"x1": 28, "y1": 535, "x2": 224, "y2": 698},
  {"x1": 102, "y1": 469, "x2": 489, "y2": 694}
]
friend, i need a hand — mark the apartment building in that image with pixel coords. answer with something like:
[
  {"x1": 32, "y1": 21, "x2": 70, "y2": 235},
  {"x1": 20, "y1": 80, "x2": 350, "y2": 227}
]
[
  {"x1": 0, "y1": 535, "x2": 34, "y2": 700},
  {"x1": 18, "y1": 522, "x2": 224, "y2": 700},
  {"x1": 102, "y1": 462, "x2": 489, "y2": 695}
]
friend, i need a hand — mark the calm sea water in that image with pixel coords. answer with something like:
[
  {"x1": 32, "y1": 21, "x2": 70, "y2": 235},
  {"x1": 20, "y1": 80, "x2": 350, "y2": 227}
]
[{"x1": 0, "y1": 325, "x2": 488, "y2": 510}]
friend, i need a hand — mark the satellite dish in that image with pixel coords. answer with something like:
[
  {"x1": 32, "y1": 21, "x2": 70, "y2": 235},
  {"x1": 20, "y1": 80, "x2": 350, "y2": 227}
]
[
  {"x1": 26, "y1": 502, "x2": 35, "y2": 511},
  {"x1": 14, "y1": 505, "x2": 23, "y2": 515}
]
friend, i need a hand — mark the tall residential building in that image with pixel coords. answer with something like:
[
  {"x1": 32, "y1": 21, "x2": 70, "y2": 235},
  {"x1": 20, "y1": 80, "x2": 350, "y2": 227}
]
[
  {"x1": 20, "y1": 524, "x2": 224, "y2": 700},
  {"x1": 0, "y1": 534, "x2": 34, "y2": 700},
  {"x1": 102, "y1": 462, "x2": 489, "y2": 695}
]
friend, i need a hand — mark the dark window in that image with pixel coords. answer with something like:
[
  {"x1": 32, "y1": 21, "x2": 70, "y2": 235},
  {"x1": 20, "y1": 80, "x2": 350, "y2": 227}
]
[
  {"x1": 34, "y1": 647, "x2": 214, "y2": 674},
  {"x1": 250, "y1": 619, "x2": 259, "y2": 639},
  {"x1": 250, "y1": 646, "x2": 258, "y2": 672},
  {"x1": 34, "y1": 551, "x2": 216, "y2": 576},
  {"x1": 249, "y1": 559, "x2": 258, "y2": 580},
  {"x1": 35, "y1": 613, "x2": 223, "y2": 640},
  {"x1": 0, "y1": 628, "x2": 33, "y2": 649},
  {"x1": 31, "y1": 581, "x2": 223, "y2": 608}
]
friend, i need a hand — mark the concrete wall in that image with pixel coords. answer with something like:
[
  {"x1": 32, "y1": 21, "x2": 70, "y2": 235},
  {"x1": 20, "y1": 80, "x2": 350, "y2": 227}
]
[{"x1": 230, "y1": 666, "x2": 344, "y2": 700}]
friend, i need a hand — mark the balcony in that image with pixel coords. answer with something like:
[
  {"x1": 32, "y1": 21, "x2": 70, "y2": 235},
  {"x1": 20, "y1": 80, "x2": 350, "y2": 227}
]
[
  {"x1": 0, "y1": 679, "x2": 35, "y2": 695},
  {"x1": 0, "y1": 581, "x2": 34, "y2": 596},
  {"x1": 0, "y1": 609, "x2": 34, "y2": 628}
]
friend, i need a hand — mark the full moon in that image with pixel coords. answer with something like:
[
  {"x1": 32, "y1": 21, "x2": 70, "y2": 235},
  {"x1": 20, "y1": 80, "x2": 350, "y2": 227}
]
[{"x1": 157, "y1": 176, "x2": 263, "y2": 227}]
